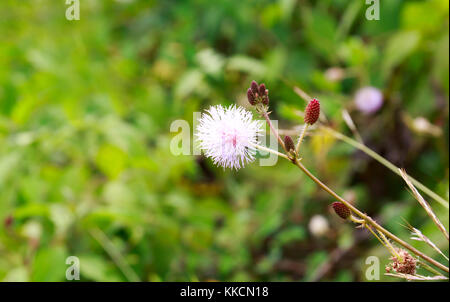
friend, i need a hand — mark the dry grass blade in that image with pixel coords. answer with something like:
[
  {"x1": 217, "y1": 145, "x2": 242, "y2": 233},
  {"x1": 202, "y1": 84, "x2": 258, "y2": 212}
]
[
  {"x1": 385, "y1": 273, "x2": 448, "y2": 281},
  {"x1": 292, "y1": 85, "x2": 449, "y2": 209},
  {"x1": 410, "y1": 227, "x2": 449, "y2": 261},
  {"x1": 399, "y1": 168, "x2": 449, "y2": 241},
  {"x1": 341, "y1": 109, "x2": 363, "y2": 144}
]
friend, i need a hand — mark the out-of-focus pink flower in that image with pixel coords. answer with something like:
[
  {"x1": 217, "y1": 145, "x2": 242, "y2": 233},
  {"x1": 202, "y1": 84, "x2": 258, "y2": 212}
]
[
  {"x1": 354, "y1": 86, "x2": 383, "y2": 114},
  {"x1": 196, "y1": 105, "x2": 263, "y2": 170}
]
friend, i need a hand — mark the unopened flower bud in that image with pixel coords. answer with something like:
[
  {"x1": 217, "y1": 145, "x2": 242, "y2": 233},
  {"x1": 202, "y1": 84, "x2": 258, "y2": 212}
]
[
  {"x1": 332, "y1": 202, "x2": 350, "y2": 219},
  {"x1": 284, "y1": 135, "x2": 295, "y2": 152},
  {"x1": 248, "y1": 81, "x2": 269, "y2": 106},
  {"x1": 259, "y1": 83, "x2": 266, "y2": 96},
  {"x1": 247, "y1": 88, "x2": 256, "y2": 105},
  {"x1": 304, "y1": 98, "x2": 320, "y2": 125},
  {"x1": 251, "y1": 80, "x2": 259, "y2": 94}
]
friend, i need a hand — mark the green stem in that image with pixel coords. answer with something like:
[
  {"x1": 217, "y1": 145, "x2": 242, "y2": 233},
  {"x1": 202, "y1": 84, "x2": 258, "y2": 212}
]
[
  {"x1": 89, "y1": 228, "x2": 140, "y2": 282},
  {"x1": 418, "y1": 260, "x2": 445, "y2": 277},
  {"x1": 291, "y1": 84, "x2": 448, "y2": 209},
  {"x1": 250, "y1": 142, "x2": 289, "y2": 160},
  {"x1": 323, "y1": 126, "x2": 449, "y2": 209},
  {"x1": 295, "y1": 124, "x2": 309, "y2": 155},
  {"x1": 261, "y1": 110, "x2": 288, "y2": 153}
]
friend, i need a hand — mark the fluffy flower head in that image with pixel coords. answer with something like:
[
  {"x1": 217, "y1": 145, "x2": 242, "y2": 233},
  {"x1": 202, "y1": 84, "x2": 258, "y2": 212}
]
[
  {"x1": 386, "y1": 248, "x2": 417, "y2": 275},
  {"x1": 196, "y1": 105, "x2": 263, "y2": 170}
]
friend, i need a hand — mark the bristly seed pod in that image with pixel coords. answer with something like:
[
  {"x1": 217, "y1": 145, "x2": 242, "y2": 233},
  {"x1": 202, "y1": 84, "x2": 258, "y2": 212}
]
[
  {"x1": 284, "y1": 135, "x2": 295, "y2": 152},
  {"x1": 251, "y1": 80, "x2": 259, "y2": 94},
  {"x1": 247, "y1": 88, "x2": 256, "y2": 105},
  {"x1": 332, "y1": 202, "x2": 350, "y2": 219},
  {"x1": 304, "y1": 98, "x2": 320, "y2": 125}
]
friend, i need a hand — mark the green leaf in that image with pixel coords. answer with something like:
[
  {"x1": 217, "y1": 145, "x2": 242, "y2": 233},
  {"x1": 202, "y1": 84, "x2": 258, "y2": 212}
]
[
  {"x1": 95, "y1": 144, "x2": 127, "y2": 179},
  {"x1": 381, "y1": 31, "x2": 421, "y2": 78},
  {"x1": 31, "y1": 246, "x2": 67, "y2": 282}
]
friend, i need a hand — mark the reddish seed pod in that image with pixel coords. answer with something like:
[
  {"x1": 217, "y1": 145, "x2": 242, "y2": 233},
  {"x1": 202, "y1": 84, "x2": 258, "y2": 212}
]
[
  {"x1": 284, "y1": 135, "x2": 295, "y2": 152},
  {"x1": 304, "y1": 98, "x2": 320, "y2": 125},
  {"x1": 251, "y1": 80, "x2": 259, "y2": 94},
  {"x1": 332, "y1": 202, "x2": 350, "y2": 219},
  {"x1": 259, "y1": 83, "x2": 266, "y2": 96},
  {"x1": 247, "y1": 88, "x2": 256, "y2": 105}
]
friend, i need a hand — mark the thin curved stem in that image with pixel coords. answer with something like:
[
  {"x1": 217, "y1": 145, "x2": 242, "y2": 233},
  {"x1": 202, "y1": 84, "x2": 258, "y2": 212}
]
[
  {"x1": 295, "y1": 124, "x2": 309, "y2": 154},
  {"x1": 291, "y1": 84, "x2": 448, "y2": 209},
  {"x1": 322, "y1": 126, "x2": 449, "y2": 209},
  {"x1": 249, "y1": 142, "x2": 290, "y2": 160},
  {"x1": 261, "y1": 110, "x2": 288, "y2": 153},
  {"x1": 418, "y1": 260, "x2": 445, "y2": 277},
  {"x1": 293, "y1": 158, "x2": 449, "y2": 273},
  {"x1": 89, "y1": 228, "x2": 140, "y2": 282}
]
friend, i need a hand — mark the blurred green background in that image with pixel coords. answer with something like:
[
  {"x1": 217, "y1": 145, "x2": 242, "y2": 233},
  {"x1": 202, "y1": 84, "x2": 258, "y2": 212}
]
[{"x1": 0, "y1": 0, "x2": 448, "y2": 282}]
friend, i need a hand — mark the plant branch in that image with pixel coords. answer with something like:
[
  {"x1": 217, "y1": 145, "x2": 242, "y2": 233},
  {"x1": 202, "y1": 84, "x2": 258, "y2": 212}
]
[
  {"x1": 261, "y1": 110, "x2": 288, "y2": 153},
  {"x1": 322, "y1": 126, "x2": 449, "y2": 209},
  {"x1": 250, "y1": 142, "x2": 290, "y2": 160},
  {"x1": 291, "y1": 84, "x2": 449, "y2": 209},
  {"x1": 292, "y1": 158, "x2": 449, "y2": 273},
  {"x1": 399, "y1": 168, "x2": 449, "y2": 241},
  {"x1": 295, "y1": 124, "x2": 309, "y2": 154}
]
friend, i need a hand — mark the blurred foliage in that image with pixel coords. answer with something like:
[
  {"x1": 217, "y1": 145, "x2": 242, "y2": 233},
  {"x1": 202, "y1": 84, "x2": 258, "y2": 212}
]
[{"x1": 0, "y1": 0, "x2": 448, "y2": 281}]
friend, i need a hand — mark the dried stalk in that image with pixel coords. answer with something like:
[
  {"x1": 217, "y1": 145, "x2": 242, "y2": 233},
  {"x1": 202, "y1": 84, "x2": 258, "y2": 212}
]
[{"x1": 399, "y1": 168, "x2": 449, "y2": 241}]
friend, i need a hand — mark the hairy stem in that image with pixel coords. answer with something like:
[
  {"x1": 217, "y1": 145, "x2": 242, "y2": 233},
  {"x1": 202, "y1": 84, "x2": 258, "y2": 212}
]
[
  {"x1": 295, "y1": 124, "x2": 309, "y2": 154},
  {"x1": 261, "y1": 110, "x2": 288, "y2": 153},
  {"x1": 250, "y1": 142, "x2": 289, "y2": 160}
]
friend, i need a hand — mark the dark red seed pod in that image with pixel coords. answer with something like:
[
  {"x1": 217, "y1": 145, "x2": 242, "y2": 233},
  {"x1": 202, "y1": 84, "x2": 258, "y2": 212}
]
[
  {"x1": 304, "y1": 98, "x2": 320, "y2": 125},
  {"x1": 250, "y1": 80, "x2": 259, "y2": 94},
  {"x1": 284, "y1": 135, "x2": 295, "y2": 152},
  {"x1": 259, "y1": 83, "x2": 266, "y2": 96},
  {"x1": 332, "y1": 202, "x2": 350, "y2": 219},
  {"x1": 247, "y1": 88, "x2": 256, "y2": 105}
]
